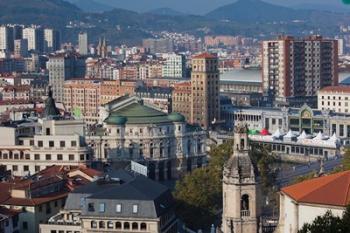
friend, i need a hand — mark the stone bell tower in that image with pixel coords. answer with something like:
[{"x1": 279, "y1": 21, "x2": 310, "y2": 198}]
[{"x1": 222, "y1": 120, "x2": 260, "y2": 233}]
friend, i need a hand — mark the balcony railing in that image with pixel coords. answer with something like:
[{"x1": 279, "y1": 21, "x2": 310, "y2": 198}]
[{"x1": 241, "y1": 210, "x2": 250, "y2": 217}]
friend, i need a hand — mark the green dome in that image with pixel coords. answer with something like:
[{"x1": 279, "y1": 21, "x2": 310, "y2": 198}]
[
  {"x1": 168, "y1": 112, "x2": 186, "y2": 122},
  {"x1": 104, "y1": 115, "x2": 127, "y2": 125}
]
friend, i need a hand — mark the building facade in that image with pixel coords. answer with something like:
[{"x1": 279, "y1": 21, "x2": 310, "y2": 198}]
[
  {"x1": 87, "y1": 96, "x2": 207, "y2": 180},
  {"x1": 223, "y1": 104, "x2": 350, "y2": 144},
  {"x1": 47, "y1": 52, "x2": 86, "y2": 103},
  {"x1": 172, "y1": 81, "x2": 191, "y2": 121},
  {"x1": 40, "y1": 171, "x2": 177, "y2": 233},
  {"x1": 161, "y1": 54, "x2": 186, "y2": 78},
  {"x1": 222, "y1": 121, "x2": 260, "y2": 233},
  {"x1": 318, "y1": 86, "x2": 350, "y2": 114},
  {"x1": 190, "y1": 53, "x2": 220, "y2": 129},
  {"x1": 262, "y1": 36, "x2": 338, "y2": 104},
  {"x1": 44, "y1": 29, "x2": 60, "y2": 53},
  {"x1": 0, "y1": 92, "x2": 92, "y2": 176},
  {"x1": 277, "y1": 171, "x2": 350, "y2": 233},
  {"x1": 78, "y1": 32, "x2": 88, "y2": 55}
]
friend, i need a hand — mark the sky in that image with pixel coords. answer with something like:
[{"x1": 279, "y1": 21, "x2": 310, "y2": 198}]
[{"x1": 95, "y1": 0, "x2": 348, "y2": 14}]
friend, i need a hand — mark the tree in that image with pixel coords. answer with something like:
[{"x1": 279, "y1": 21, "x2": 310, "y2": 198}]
[
  {"x1": 173, "y1": 141, "x2": 233, "y2": 229},
  {"x1": 299, "y1": 206, "x2": 350, "y2": 233},
  {"x1": 342, "y1": 148, "x2": 350, "y2": 171}
]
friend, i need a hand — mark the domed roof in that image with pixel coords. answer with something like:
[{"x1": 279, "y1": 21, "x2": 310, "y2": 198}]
[
  {"x1": 104, "y1": 115, "x2": 127, "y2": 125},
  {"x1": 168, "y1": 112, "x2": 186, "y2": 122}
]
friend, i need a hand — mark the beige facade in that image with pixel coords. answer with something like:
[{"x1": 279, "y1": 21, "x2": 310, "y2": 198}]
[
  {"x1": 190, "y1": 53, "x2": 220, "y2": 129},
  {"x1": 222, "y1": 121, "x2": 260, "y2": 233},
  {"x1": 318, "y1": 86, "x2": 350, "y2": 113},
  {"x1": 0, "y1": 119, "x2": 91, "y2": 176},
  {"x1": 172, "y1": 81, "x2": 191, "y2": 121}
]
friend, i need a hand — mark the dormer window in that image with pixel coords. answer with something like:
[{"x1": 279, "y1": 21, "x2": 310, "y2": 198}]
[
  {"x1": 116, "y1": 204, "x2": 122, "y2": 213},
  {"x1": 132, "y1": 204, "x2": 138, "y2": 213},
  {"x1": 99, "y1": 203, "x2": 105, "y2": 213}
]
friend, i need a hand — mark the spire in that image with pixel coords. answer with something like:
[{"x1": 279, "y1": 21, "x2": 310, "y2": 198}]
[{"x1": 44, "y1": 86, "x2": 60, "y2": 119}]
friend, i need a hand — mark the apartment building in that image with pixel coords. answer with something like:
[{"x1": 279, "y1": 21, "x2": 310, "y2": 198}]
[
  {"x1": 172, "y1": 81, "x2": 191, "y2": 121},
  {"x1": 318, "y1": 86, "x2": 350, "y2": 113},
  {"x1": 262, "y1": 36, "x2": 338, "y2": 104},
  {"x1": 0, "y1": 92, "x2": 92, "y2": 176}
]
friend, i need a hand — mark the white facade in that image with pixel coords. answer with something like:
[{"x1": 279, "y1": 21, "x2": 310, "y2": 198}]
[
  {"x1": 0, "y1": 119, "x2": 92, "y2": 176},
  {"x1": 162, "y1": 54, "x2": 185, "y2": 78},
  {"x1": 318, "y1": 88, "x2": 350, "y2": 113},
  {"x1": 23, "y1": 27, "x2": 44, "y2": 53},
  {"x1": 14, "y1": 39, "x2": 28, "y2": 58},
  {"x1": 278, "y1": 194, "x2": 345, "y2": 233},
  {"x1": 79, "y1": 32, "x2": 88, "y2": 55},
  {"x1": 0, "y1": 26, "x2": 12, "y2": 51}
]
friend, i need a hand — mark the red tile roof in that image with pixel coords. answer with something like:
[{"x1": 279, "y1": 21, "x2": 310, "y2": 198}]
[
  {"x1": 192, "y1": 52, "x2": 217, "y2": 59},
  {"x1": 319, "y1": 86, "x2": 350, "y2": 93},
  {"x1": 0, "y1": 206, "x2": 21, "y2": 217},
  {"x1": 281, "y1": 170, "x2": 350, "y2": 207}
]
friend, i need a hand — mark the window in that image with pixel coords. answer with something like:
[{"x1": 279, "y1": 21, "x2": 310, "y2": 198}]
[
  {"x1": 30, "y1": 140, "x2": 34, "y2": 146},
  {"x1": 99, "y1": 221, "x2": 105, "y2": 228},
  {"x1": 24, "y1": 166, "x2": 29, "y2": 172},
  {"x1": 116, "y1": 204, "x2": 122, "y2": 213},
  {"x1": 80, "y1": 154, "x2": 85, "y2": 160},
  {"x1": 46, "y1": 128, "x2": 51, "y2": 135},
  {"x1": 25, "y1": 154, "x2": 30, "y2": 160},
  {"x1": 38, "y1": 141, "x2": 43, "y2": 147},
  {"x1": 57, "y1": 154, "x2": 63, "y2": 160},
  {"x1": 91, "y1": 221, "x2": 97, "y2": 229},
  {"x1": 71, "y1": 141, "x2": 77, "y2": 147},
  {"x1": 107, "y1": 221, "x2": 113, "y2": 229},
  {"x1": 99, "y1": 203, "x2": 105, "y2": 213},
  {"x1": 49, "y1": 141, "x2": 54, "y2": 147},
  {"x1": 35, "y1": 154, "x2": 40, "y2": 160},
  {"x1": 60, "y1": 141, "x2": 65, "y2": 147},
  {"x1": 69, "y1": 154, "x2": 74, "y2": 161},
  {"x1": 141, "y1": 223, "x2": 147, "y2": 230},
  {"x1": 46, "y1": 154, "x2": 51, "y2": 160},
  {"x1": 115, "y1": 222, "x2": 122, "y2": 229},
  {"x1": 35, "y1": 166, "x2": 40, "y2": 172},
  {"x1": 132, "y1": 204, "x2": 138, "y2": 213},
  {"x1": 132, "y1": 222, "x2": 138, "y2": 230},
  {"x1": 124, "y1": 222, "x2": 130, "y2": 229},
  {"x1": 13, "y1": 165, "x2": 18, "y2": 171},
  {"x1": 23, "y1": 222, "x2": 28, "y2": 230},
  {"x1": 88, "y1": 203, "x2": 94, "y2": 212}
]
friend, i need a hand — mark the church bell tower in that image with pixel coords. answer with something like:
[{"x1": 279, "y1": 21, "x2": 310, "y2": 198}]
[{"x1": 222, "y1": 120, "x2": 260, "y2": 233}]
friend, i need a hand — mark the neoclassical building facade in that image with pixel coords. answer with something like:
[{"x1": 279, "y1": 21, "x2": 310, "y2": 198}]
[{"x1": 86, "y1": 96, "x2": 207, "y2": 180}]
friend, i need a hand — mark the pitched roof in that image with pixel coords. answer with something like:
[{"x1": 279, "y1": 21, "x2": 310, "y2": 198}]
[
  {"x1": 281, "y1": 170, "x2": 350, "y2": 207},
  {"x1": 192, "y1": 52, "x2": 217, "y2": 59}
]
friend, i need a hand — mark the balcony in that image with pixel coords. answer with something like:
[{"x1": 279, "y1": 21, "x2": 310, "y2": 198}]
[{"x1": 241, "y1": 210, "x2": 250, "y2": 217}]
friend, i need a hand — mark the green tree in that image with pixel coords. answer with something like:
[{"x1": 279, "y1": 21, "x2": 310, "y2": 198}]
[
  {"x1": 342, "y1": 148, "x2": 350, "y2": 171},
  {"x1": 173, "y1": 141, "x2": 233, "y2": 229}
]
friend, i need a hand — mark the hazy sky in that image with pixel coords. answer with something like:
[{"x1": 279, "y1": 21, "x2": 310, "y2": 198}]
[{"x1": 96, "y1": 0, "x2": 348, "y2": 14}]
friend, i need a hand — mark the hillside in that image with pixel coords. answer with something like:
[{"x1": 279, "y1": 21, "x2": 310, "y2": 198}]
[
  {"x1": 147, "y1": 8, "x2": 185, "y2": 16},
  {"x1": 206, "y1": 0, "x2": 310, "y2": 22},
  {"x1": 0, "y1": 0, "x2": 81, "y2": 26},
  {"x1": 65, "y1": 0, "x2": 111, "y2": 13}
]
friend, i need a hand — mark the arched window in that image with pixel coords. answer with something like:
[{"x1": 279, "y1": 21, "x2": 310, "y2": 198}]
[
  {"x1": 241, "y1": 194, "x2": 250, "y2": 217},
  {"x1": 107, "y1": 221, "x2": 113, "y2": 229},
  {"x1": 132, "y1": 222, "x2": 138, "y2": 230},
  {"x1": 124, "y1": 222, "x2": 130, "y2": 229},
  {"x1": 99, "y1": 221, "x2": 105, "y2": 228},
  {"x1": 140, "y1": 223, "x2": 147, "y2": 230},
  {"x1": 115, "y1": 222, "x2": 122, "y2": 229},
  {"x1": 91, "y1": 221, "x2": 97, "y2": 228}
]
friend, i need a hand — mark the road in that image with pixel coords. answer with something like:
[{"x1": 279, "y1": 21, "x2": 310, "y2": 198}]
[{"x1": 276, "y1": 156, "x2": 342, "y2": 187}]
